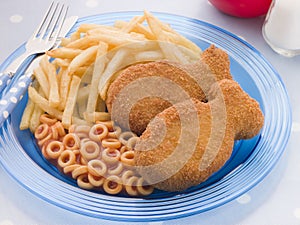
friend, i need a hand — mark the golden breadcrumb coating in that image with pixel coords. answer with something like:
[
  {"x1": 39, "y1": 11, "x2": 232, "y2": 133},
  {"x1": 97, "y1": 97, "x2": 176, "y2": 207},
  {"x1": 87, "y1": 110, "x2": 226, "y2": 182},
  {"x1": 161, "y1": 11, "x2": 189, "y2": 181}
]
[{"x1": 201, "y1": 44, "x2": 232, "y2": 80}]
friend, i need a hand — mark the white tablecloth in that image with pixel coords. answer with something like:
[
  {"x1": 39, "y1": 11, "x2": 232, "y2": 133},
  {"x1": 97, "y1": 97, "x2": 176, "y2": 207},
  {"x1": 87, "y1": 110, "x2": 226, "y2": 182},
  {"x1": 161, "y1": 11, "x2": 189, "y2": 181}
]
[{"x1": 0, "y1": 0, "x2": 299, "y2": 224}]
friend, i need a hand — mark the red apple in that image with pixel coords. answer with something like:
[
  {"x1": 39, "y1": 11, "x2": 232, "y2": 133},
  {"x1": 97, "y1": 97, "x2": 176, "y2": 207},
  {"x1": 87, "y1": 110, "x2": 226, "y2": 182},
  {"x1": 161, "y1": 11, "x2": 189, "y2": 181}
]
[{"x1": 209, "y1": 0, "x2": 272, "y2": 18}]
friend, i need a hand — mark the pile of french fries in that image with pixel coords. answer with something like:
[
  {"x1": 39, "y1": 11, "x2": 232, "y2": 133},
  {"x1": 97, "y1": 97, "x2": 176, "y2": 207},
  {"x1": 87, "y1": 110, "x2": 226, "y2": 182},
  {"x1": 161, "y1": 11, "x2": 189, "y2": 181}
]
[{"x1": 20, "y1": 10, "x2": 202, "y2": 132}]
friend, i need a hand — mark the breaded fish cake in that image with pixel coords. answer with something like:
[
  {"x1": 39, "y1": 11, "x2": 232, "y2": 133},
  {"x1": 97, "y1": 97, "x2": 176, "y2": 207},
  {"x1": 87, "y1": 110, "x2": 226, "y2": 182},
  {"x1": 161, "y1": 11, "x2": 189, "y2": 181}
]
[
  {"x1": 106, "y1": 45, "x2": 232, "y2": 135},
  {"x1": 106, "y1": 60, "x2": 212, "y2": 135},
  {"x1": 134, "y1": 79, "x2": 264, "y2": 192}
]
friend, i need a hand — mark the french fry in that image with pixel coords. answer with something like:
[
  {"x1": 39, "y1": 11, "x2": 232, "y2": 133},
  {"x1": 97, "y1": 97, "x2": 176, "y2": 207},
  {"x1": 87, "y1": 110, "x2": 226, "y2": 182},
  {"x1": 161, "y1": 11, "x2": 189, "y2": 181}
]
[
  {"x1": 159, "y1": 41, "x2": 190, "y2": 64},
  {"x1": 131, "y1": 23, "x2": 156, "y2": 40},
  {"x1": 87, "y1": 34, "x2": 130, "y2": 47},
  {"x1": 142, "y1": 15, "x2": 185, "y2": 62},
  {"x1": 165, "y1": 30, "x2": 202, "y2": 56},
  {"x1": 47, "y1": 47, "x2": 82, "y2": 59},
  {"x1": 77, "y1": 24, "x2": 120, "y2": 33},
  {"x1": 62, "y1": 75, "x2": 81, "y2": 128},
  {"x1": 56, "y1": 67, "x2": 64, "y2": 85},
  {"x1": 98, "y1": 48, "x2": 128, "y2": 100},
  {"x1": 52, "y1": 58, "x2": 71, "y2": 68},
  {"x1": 65, "y1": 36, "x2": 100, "y2": 50},
  {"x1": 177, "y1": 45, "x2": 201, "y2": 62},
  {"x1": 86, "y1": 42, "x2": 108, "y2": 115},
  {"x1": 41, "y1": 57, "x2": 60, "y2": 108},
  {"x1": 29, "y1": 85, "x2": 45, "y2": 132},
  {"x1": 58, "y1": 69, "x2": 71, "y2": 111},
  {"x1": 29, "y1": 86, "x2": 47, "y2": 132},
  {"x1": 39, "y1": 55, "x2": 50, "y2": 73},
  {"x1": 114, "y1": 20, "x2": 127, "y2": 29},
  {"x1": 80, "y1": 65, "x2": 94, "y2": 84},
  {"x1": 70, "y1": 31, "x2": 81, "y2": 42},
  {"x1": 77, "y1": 24, "x2": 101, "y2": 33},
  {"x1": 72, "y1": 116, "x2": 91, "y2": 126},
  {"x1": 77, "y1": 99, "x2": 87, "y2": 119},
  {"x1": 120, "y1": 15, "x2": 145, "y2": 33},
  {"x1": 77, "y1": 85, "x2": 91, "y2": 103},
  {"x1": 114, "y1": 20, "x2": 156, "y2": 40},
  {"x1": 72, "y1": 102, "x2": 81, "y2": 119},
  {"x1": 19, "y1": 81, "x2": 41, "y2": 130},
  {"x1": 87, "y1": 28, "x2": 146, "y2": 47},
  {"x1": 144, "y1": 11, "x2": 166, "y2": 41},
  {"x1": 76, "y1": 84, "x2": 90, "y2": 119},
  {"x1": 28, "y1": 86, "x2": 63, "y2": 120},
  {"x1": 73, "y1": 66, "x2": 92, "y2": 77},
  {"x1": 19, "y1": 98, "x2": 35, "y2": 130},
  {"x1": 33, "y1": 66, "x2": 49, "y2": 98},
  {"x1": 60, "y1": 37, "x2": 72, "y2": 46},
  {"x1": 68, "y1": 45, "x2": 98, "y2": 76},
  {"x1": 39, "y1": 55, "x2": 60, "y2": 107},
  {"x1": 120, "y1": 40, "x2": 159, "y2": 52},
  {"x1": 134, "y1": 50, "x2": 164, "y2": 62},
  {"x1": 88, "y1": 28, "x2": 146, "y2": 40},
  {"x1": 83, "y1": 112, "x2": 111, "y2": 123},
  {"x1": 29, "y1": 108, "x2": 42, "y2": 131},
  {"x1": 29, "y1": 104, "x2": 44, "y2": 133}
]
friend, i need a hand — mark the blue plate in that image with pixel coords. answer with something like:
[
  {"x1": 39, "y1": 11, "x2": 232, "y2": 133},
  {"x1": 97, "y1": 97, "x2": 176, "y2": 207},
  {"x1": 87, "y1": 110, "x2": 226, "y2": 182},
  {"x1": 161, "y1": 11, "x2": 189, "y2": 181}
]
[{"x1": 0, "y1": 12, "x2": 292, "y2": 222}]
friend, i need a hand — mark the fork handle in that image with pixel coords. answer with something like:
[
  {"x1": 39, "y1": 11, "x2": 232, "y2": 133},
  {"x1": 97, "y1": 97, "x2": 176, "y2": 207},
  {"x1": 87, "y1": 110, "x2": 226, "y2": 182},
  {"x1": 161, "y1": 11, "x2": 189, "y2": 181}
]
[
  {"x1": 0, "y1": 72, "x2": 33, "y2": 126},
  {"x1": 0, "y1": 72, "x2": 13, "y2": 94}
]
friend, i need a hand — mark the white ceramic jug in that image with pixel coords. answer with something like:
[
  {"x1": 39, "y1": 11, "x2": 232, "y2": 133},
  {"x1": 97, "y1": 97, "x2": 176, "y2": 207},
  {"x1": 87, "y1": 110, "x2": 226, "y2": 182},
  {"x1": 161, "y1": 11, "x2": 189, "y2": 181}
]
[{"x1": 262, "y1": 0, "x2": 300, "y2": 57}]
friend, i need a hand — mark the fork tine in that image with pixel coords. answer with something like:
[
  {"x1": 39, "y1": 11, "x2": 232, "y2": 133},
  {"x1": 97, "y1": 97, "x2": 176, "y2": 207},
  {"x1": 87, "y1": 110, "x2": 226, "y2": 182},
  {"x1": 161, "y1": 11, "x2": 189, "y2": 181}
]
[
  {"x1": 54, "y1": 5, "x2": 69, "y2": 38},
  {"x1": 45, "y1": 4, "x2": 68, "y2": 42},
  {"x1": 31, "y1": 1, "x2": 55, "y2": 39},
  {"x1": 39, "y1": 2, "x2": 60, "y2": 39},
  {"x1": 54, "y1": 5, "x2": 69, "y2": 39}
]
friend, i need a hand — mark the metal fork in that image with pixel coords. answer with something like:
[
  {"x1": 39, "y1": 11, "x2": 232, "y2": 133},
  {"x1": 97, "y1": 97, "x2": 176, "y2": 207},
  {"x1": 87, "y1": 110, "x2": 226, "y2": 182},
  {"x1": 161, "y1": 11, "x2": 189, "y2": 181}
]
[{"x1": 0, "y1": 1, "x2": 68, "y2": 94}]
